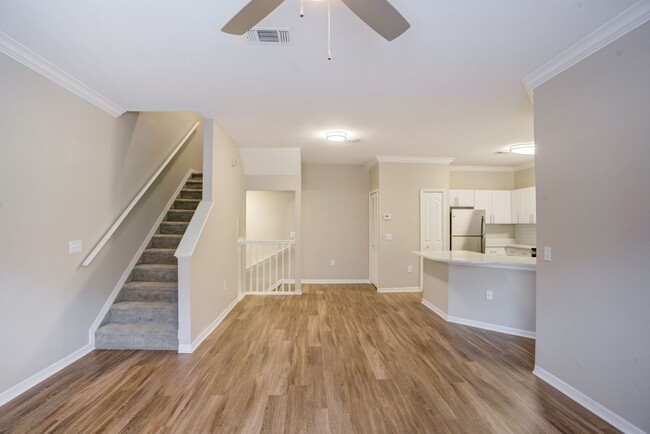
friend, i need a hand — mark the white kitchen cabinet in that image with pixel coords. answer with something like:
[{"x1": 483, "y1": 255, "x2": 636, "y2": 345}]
[
  {"x1": 449, "y1": 190, "x2": 474, "y2": 207},
  {"x1": 511, "y1": 187, "x2": 536, "y2": 224},
  {"x1": 474, "y1": 190, "x2": 512, "y2": 224}
]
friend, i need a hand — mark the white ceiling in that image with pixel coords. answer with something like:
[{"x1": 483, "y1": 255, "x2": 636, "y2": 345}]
[{"x1": 0, "y1": 0, "x2": 638, "y2": 165}]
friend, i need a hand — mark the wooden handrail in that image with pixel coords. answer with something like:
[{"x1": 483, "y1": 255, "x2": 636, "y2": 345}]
[{"x1": 82, "y1": 121, "x2": 200, "y2": 266}]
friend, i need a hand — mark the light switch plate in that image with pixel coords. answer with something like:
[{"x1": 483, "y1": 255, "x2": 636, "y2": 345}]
[
  {"x1": 407, "y1": 265, "x2": 413, "y2": 273},
  {"x1": 385, "y1": 233, "x2": 393, "y2": 240},
  {"x1": 544, "y1": 246, "x2": 552, "y2": 261},
  {"x1": 330, "y1": 259, "x2": 335, "y2": 266},
  {"x1": 486, "y1": 290, "x2": 493, "y2": 300},
  {"x1": 69, "y1": 240, "x2": 82, "y2": 254}
]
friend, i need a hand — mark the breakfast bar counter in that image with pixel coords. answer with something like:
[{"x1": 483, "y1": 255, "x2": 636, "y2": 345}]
[{"x1": 413, "y1": 250, "x2": 536, "y2": 338}]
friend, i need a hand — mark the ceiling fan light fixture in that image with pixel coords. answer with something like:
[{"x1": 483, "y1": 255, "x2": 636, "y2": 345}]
[
  {"x1": 509, "y1": 143, "x2": 535, "y2": 155},
  {"x1": 326, "y1": 131, "x2": 348, "y2": 142}
]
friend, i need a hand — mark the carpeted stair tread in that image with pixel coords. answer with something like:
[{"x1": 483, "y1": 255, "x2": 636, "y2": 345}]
[
  {"x1": 123, "y1": 281, "x2": 178, "y2": 290},
  {"x1": 121, "y1": 281, "x2": 178, "y2": 302},
  {"x1": 159, "y1": 221, "x2": 189, "y2": 234},
  {"x1": 108, "y1": 301, "x2": 177, "y2": 324},
  {"x1": 179, "y1": 189, "x2": 202, "y2": 199},
  {"x1": 166, "y1": 209, "x2": 195, "y2": 222},
  {"x1": 173, "y1": 199, "x2": 200, "y2": 210},
  {"x1": 111, "y1": 301, "x2": 177, "y2": 311},
  {"x1": 142, "y1": 248, "x2": 177, "y2": 264},
  {"x1": 151, "y1": 234, "x2": 182, "y2": 248},
  {"x1": 133, "y1": 264, "x2": 178, "y2": 282}
]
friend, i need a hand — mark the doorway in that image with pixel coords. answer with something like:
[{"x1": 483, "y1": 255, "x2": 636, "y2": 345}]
[{"x1": 419, "y1": 190, "x2": 444, "y2": 289}]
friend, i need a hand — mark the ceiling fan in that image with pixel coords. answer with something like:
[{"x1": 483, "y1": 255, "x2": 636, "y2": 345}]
[{"x1": 221, "y1": 0, "x2": 410, "y2": 41}]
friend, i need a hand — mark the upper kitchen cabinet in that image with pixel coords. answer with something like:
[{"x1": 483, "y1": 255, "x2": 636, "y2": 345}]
[
  {"x1": 512, "y1": 187, "x2": 536, "y2": 224},
  {"x1": 449, "y1": 190, "x2": 474, "y2": 207},
  {"x1": 474, "y1": 190, "x2": 512, "y2": 224}
]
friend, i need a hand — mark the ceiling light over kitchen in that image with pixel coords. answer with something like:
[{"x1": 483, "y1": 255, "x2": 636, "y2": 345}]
[
  {"x1": 326, "y1": 131, "x2": 348, "y2": 142},
  {"x1": 509, "y1": 143, "x2": 535, "y2": 155}
]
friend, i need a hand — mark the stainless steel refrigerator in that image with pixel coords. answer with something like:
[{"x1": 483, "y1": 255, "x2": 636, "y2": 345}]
[{"x1": 450, "y1": 207, "x2": 486, "y2": 253}]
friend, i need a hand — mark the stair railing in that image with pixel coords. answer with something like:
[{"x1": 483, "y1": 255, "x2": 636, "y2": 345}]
[
  {"x1": 82, "y1": 121, "x2": 200, "y2": 266},
  {"x1": 240, "y1": 239, "x2": 295, "y2": 294}
]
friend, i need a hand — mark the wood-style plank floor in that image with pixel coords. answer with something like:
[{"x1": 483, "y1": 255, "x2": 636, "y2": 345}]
[{"x1": 0, "y1": 284, "x2": 617, "y2": 433}]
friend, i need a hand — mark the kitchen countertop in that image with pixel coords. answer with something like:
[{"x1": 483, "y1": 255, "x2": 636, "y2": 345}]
[
  {"x1": 506, "y1": 244, "x2": 536, "y2": 249},
  {"x1": 413, "y1": 250, "x2": 536, "y2": 271}
]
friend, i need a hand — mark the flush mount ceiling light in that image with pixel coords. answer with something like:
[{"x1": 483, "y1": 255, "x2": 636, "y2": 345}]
[
  {"x1": 326, "y1": 131, "x2": 348, "y2": 142},
  {"x1": 509, "y1": 143, "x2": 535, "y2": 155}
]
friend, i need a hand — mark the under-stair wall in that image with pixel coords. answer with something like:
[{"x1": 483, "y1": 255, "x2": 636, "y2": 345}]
[{"x1": 0, "y1": 51, "x2": 203, "y2": 405}]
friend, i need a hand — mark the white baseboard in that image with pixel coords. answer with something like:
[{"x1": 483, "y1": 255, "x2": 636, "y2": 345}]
[
  {"x1": 533, "y1": 366, "x2": 645, "y2": 434},
  {"x1": 301, "y1": 279, "x2": 370, "y2": 284},
  {"x1": 419, "y1": 299, "x2": 535, "y2": 339},
  {"x1": 377, "y1": 286, "x2": 422, "y2": 293},
  {"x1": 446, "y1": 315, "x2": 535, "y2": 339},
  {"x1": 89, "y1": 169, "x2": 198, "y2": 345},
  {"x1": 0, "y1": 344, "x2": 94, "y2": 407},
  {"x1": 421, "y1": 299, "x2": 448, "y2": 320},
  {"x1": 178, "y1": 295, "x2": 241, "y2": 354}
]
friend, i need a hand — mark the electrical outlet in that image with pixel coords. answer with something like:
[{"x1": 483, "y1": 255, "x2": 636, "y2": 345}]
[
  {"x1": 330, "y1": 259, "x2": 336, "y2": 266},
  {"x1": 385, "y1": 233, "x2": 393, "y2": 240},
  {"x1": 290, "y1": 231, "x2": 296, "y2": 238},
  {"x1": 69, "y1": 240, "x2": 82, "y2": 254},
  {"x1": 544, "y1": 246, "x2": 552, "y2": 261},
  {"x1": 407, "y1": 265, "x2": 413, "y2": 273},
  {"x1": 486, "y1": 290, "x2": 493, "y2": 301}
]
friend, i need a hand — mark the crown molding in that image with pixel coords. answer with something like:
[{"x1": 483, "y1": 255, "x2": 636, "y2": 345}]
[
  {"x1": 522, "y1": 0, "x2": 650, "y2": 95},
  {"x1": 375, "y1": 156, "x2": 455, "y2": 165},
  {"x1": 515, "y1": 161, "x2": 535, "y2": 171},
  {"x1": 0, "y1": 31, "x2": 125, "y2": 117},
  {"x1": 450, "y1": 165, "x2": 514, "y2": 173}
]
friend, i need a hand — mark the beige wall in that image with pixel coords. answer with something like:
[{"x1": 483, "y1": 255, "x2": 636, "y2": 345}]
[
  {"x1": 534, "y1": 23, "x2": 650, "y2": 432},
  {"x1": 449, "y1": 171, "x2": 514, "y2": 190},
  {"x1": 514, "y1": 167, "x2": 536, "y2": 188},
  {"x1": 378, "y1": 163, "x2": 449, "y2": 289},
  {"x1": 302, "y1": 164, "x2": 369, "y2": 281},
  {"x1": 0, "y1": 53, "x2": 203, "y2": 395},
  {"x1": 246, "y1": 191, "x2": 295, "y2": 240},
  {"x1": 369, "y1": 163, "x2": 379, "y2": 191},
  {"x1": 187, "y1": 121, "x2": 244, "y2": 342}
]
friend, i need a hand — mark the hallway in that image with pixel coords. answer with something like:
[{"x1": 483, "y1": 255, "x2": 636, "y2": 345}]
[{"x1": 0, "y1": 285, "x2": 615, "y2": 433}]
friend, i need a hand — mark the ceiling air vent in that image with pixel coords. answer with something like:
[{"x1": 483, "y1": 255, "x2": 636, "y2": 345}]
[{"x1": 246, "y1": 27, "x2": 293, "y2": 45}]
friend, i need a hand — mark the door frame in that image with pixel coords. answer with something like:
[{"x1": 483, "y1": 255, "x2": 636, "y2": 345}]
[
  {"x1": 369, "y1": 189, "x2": 379, "y2": 288},
  {"x1": 419, "y1": 189, "x2": 446, "y2": 291}
]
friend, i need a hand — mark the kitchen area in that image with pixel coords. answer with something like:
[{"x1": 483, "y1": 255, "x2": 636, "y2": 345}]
[{"x1": 414, "y1": 166, "x2": 538, "y2": 338}]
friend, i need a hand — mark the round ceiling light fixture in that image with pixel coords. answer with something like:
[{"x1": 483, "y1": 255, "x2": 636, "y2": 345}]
[
  {"x1": 325, "y1": 131, "x2": 348, "y2": 142},
  {"x1": 509, "y1": 143, "x2": 535, "y2": 155}
]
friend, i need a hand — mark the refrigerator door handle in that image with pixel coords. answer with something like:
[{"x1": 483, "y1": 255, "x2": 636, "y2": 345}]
[{"x1": 480, "y1": 214, "x2": 486, "y2": 253}]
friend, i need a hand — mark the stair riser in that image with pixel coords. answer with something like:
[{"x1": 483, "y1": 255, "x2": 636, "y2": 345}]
[
  {"x1": 142, "y1": 250, "x2": 177, "y2": 265},
  {"x1": 166, "y1": 210, "x2": 195, "y2": 222},
  {"x1": 133, "y1": 268, "x2": 178, "y2": 282},
  {"x1": 184, "y1": 181, "x2": 202, "y2": 190},
  {"x1": 151, "y1": 236, "x2": 182, "y2": 249},
  {"x1": 121, "y1": 289, "x2": 178, "y2": 303},
  {"x1": 109, "y1": 306, "x2": 177, "y2": 324},
  {"x1": 174, "y1": 200, "x2": 200, "y2": 210},
  {"x1": 190, "y1": 173, "x2": 203, "y2": 180},
  {"x1": 159, "y1": 222, "x2": 189, "y2": 235},
  {"x1": 180, "y1": 190, "x2": 202, "y2": 199},
  {"x1": 95, "y1": 334, "x2": 178, "y2": 351}
]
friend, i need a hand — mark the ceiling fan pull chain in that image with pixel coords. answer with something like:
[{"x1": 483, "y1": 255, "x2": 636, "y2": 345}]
[
  {"x1": 327, "y1": 0, "x2": 332, "y2": 60},
  {"x1": 300, "y1": 0, "x2": 304, "y2": 18}
]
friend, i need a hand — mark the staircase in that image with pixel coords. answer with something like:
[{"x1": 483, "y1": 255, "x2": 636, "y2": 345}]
[{"x1": 95, "y1": 172, "x2": 202, "y2": 350}]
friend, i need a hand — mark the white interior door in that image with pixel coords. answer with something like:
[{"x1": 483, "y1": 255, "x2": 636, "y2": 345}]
[
  {"x1": 369, "y1": 191, "x2": 379, "y2": 287},
  {"x1": 420, "y1": 191, "x2": 444, "y2": 253}
]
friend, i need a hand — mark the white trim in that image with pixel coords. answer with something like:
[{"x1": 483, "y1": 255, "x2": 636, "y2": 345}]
[
  {"x1": 515, "y1": 161, "x2": 535, "y2": 171},
  {"x1": 89, "y1": 169, "x2": 198, "y2": 345},
  {"x1": 178, "y1": 296, "x2": 242, "y2": 353},
  {"x1": 421, "y1": 299, "x2": 448, "y2": 320},
  {"x1": 364, "y1": 160, "x2": 378, "y2": 170},
  {"x1": 301, "y1": 279, "x2": 370, "y2": 284},
  {"x1": 0, "y1": 344, "x2": 94, "y2": 407},
  {"x1": 0, "y1": 31, "x2": 125, "y2": 117},
  {"x1": 533, "y1": 366, "x2": 645, "y2": 434},
  {"x1": 175, "y1": 201, "x2": 214, "y2": 259},
  {"x1": 450, "y1": 165, "x2": 515, "y2": 173},
  {"x1": 369, "y1": 189, "x2": 379, "y2": 289},
  {"x1": 446, "y1": 315, "x2": 535, "y2": 339},
  {"x1": 375, "y1": 156, "x2": 455, "y2": 165},
  {"x1": 377, "y1": 286, "x2": 422, "y2": 293},
  {"x1": 83, "y1": 122, "x2": 200, "y2": 266},
  {"x1": 522, "y1": 1, "x2": 650, "y2": 94}
]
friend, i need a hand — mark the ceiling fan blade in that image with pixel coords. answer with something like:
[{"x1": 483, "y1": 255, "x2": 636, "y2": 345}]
[
  {"x1": 222, "y1": 0, "x2": 286, "y2": 35},
  {"x1": 340, "y1": 0, "x2": 410, "y2": 41}
]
